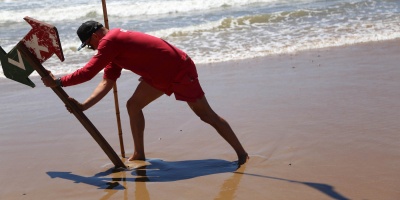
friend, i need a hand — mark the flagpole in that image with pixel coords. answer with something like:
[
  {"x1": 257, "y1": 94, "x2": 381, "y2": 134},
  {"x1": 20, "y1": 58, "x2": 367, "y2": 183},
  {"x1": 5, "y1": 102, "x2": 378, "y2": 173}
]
[{"x1": 101, "y1": 0, "x2": 125, "y2": 158}]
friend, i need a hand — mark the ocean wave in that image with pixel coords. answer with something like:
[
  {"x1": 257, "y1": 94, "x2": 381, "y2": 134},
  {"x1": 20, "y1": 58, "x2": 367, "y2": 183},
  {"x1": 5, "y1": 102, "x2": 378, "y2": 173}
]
[
  {"x1": 146, "y1": 5, "x2": 400, "y2": 64},
  {"x1": 1, "y1": 0, "x2": 400, "y2": 78},
  {"x1": 0, "y1": 0, "x2": 277, "y2": 23}
]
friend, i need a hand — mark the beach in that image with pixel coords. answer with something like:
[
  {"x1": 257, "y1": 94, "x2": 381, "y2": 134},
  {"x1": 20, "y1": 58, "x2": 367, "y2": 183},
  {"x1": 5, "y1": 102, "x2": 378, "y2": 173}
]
[{"x1": 0, "y1": 39, "x2": 399, "y2": 199}]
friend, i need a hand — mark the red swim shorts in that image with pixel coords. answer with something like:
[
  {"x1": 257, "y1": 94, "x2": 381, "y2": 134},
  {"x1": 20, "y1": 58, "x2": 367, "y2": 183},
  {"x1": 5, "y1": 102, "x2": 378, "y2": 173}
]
[
  {"x1": 142, "y1": 57, "x2": 205, "y2": 102},
  {"x1": 169, "y1": 58, "x2": 205, "y2": 102}
]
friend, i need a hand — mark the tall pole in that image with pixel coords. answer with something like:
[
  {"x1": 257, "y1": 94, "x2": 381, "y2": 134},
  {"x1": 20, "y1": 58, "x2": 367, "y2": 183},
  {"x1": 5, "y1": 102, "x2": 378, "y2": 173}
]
[{"x1": 101, "y1": 0, "x2": 125, "y2": 158}]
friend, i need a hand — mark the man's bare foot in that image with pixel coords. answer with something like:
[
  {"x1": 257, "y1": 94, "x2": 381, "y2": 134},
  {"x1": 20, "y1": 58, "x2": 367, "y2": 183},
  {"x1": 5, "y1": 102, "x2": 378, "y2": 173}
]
[
  {"x1": 128, "y1": 152, "x2": 145, "y2": 161},
  {"x1": 237, "y1": 153, "x2": 249, "y2": 167}
]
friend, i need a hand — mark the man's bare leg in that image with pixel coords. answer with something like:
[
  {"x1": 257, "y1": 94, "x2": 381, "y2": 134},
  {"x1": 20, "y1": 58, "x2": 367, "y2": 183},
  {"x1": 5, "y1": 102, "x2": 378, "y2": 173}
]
[
  {"x1": 187, "y1": 96, "x2": 249, "y2": 166},
  {"x1": 127, "y1": 80, "x2": 163, "y2": 161}
]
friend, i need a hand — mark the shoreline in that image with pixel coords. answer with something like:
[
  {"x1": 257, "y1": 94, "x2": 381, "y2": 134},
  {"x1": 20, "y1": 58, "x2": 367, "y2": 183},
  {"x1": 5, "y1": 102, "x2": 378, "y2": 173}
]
[
  {"x1": 1, "y1": 38, "x2": 400, "y2": 79},
  {"x1": 1, "y1": 38, "x2": 399, "y2": 199}
]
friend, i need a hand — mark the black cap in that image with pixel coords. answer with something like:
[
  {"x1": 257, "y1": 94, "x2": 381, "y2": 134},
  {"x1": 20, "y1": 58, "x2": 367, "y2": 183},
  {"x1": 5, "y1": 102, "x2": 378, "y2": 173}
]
[{"x1": 77, "y1": 21, "x2": 104, "y2": 51}]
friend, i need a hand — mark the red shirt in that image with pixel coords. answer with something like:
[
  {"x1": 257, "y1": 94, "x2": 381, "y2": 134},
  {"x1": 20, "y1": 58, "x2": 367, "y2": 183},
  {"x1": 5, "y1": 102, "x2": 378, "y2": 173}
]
[{"x1": 61, "y1": 29, "x2": 188, "y2": 93}]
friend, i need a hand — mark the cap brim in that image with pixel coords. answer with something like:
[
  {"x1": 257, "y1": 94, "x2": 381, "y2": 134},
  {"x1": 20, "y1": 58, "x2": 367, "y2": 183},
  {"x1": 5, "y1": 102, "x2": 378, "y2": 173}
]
[{"x1": 77, "y1": 42, "x2": 86, "y2": 51}]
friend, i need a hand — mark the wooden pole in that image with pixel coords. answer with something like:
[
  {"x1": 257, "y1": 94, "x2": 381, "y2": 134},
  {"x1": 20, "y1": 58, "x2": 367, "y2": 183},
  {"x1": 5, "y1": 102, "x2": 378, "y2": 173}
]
[
  {"x1": 17, "y1": 43, "x2": 126, "y2": 169},
  {"x1": 101, "y1": 0, "x2": 125, "y2": 158}
]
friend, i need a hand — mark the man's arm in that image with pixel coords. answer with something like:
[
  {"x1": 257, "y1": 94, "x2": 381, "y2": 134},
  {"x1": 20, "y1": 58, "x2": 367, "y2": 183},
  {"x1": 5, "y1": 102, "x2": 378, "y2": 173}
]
[{"x1": 80, "y1": 78, "x2": 115, "y2": 110}]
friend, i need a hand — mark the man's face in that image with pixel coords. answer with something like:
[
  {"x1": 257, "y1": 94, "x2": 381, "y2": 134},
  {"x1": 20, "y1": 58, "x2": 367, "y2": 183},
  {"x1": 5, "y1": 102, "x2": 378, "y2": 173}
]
[
  {"x1": 85, "y1": 35, "x2": 96, "y2": 50},
  {"x1": 84, "y1": 29, "x2": 105, "y2": 51}
]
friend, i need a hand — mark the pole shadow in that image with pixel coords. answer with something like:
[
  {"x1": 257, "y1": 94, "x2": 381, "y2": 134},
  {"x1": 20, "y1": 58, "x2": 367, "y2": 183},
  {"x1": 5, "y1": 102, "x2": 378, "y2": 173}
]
[{"x1": 234, "y1": 171, "x2": 350, "y2": 200}]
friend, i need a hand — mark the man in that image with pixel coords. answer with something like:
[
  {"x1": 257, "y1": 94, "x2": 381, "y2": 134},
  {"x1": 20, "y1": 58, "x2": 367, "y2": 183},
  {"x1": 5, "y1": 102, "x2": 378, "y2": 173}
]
[{"x1": 42, "y1": 21, "x2": 248, "y2": 166}]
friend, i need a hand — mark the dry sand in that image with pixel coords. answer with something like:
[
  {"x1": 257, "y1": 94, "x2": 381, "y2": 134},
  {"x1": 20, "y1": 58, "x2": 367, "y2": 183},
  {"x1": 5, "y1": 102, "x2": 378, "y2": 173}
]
[{"x1": 0, "y1": 39, "x2": 399, "y2": 200}]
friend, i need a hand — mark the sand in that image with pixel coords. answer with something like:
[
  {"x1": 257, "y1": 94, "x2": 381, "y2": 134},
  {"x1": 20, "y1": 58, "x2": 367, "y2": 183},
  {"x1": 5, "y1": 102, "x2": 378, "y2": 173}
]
[{"x1": 0, "y1": 39, "x2": 399, "y2": 200}]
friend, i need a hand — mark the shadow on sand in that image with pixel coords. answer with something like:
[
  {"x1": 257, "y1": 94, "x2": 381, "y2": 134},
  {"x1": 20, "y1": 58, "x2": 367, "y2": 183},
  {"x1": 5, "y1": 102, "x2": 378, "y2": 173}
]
[
  {"x1": 47, "y1": 159, "x2": 236, "y2": 190},
  {"x1": 47, "y1": 159, "x2": 349, "y2": 200}
]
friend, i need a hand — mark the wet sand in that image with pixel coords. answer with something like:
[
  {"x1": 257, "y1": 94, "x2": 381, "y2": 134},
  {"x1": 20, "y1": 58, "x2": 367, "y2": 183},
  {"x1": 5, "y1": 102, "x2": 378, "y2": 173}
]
[{"x1": 0, "y1": 39, "x2": 399, "y2": 199}]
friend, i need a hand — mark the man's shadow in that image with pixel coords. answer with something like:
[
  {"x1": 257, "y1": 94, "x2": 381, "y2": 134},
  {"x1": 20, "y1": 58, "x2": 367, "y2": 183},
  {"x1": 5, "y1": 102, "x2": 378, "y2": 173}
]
[
  {"x1": 47, "y1": 159, "x2": 237, "y2": 190},
  {"x1": 130, "y1": 159, "x2": 238, "y2": 182},
  {"x1": 47, "y1": 159, "x2": 350, "y2": 200}
]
